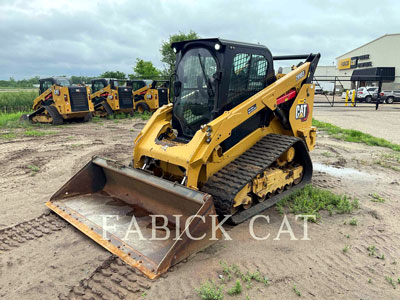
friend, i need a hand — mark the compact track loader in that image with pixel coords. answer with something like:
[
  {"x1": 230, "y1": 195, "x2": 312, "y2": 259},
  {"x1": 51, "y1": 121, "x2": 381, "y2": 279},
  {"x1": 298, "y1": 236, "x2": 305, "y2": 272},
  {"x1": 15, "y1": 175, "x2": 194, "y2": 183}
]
[
  {"x1": 90, "y1": 78, "x2": 134, "y2": 116},
  {"x1": 20, "y1": 77, "x2": 94, "y2": 125},
  {"x1": 128, "y1": 80, "x2": 170, "y2": 113},
  {"x1": 47, "y1": 38, "x2": 320, "y2": 279}
]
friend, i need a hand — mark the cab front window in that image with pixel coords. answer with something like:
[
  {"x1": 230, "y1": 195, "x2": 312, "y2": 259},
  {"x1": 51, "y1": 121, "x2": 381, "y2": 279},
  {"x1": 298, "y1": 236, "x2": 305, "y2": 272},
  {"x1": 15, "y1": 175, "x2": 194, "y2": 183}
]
[{"x1": 174, "y1": 48, "x2": 218, "y2": 136}]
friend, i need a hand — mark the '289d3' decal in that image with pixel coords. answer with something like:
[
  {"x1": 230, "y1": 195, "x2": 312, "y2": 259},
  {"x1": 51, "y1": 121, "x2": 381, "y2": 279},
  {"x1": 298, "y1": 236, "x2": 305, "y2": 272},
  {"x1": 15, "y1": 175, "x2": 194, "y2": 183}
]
[{"x1": 295, "y1": 102, "x2": 309, "y2": 121}]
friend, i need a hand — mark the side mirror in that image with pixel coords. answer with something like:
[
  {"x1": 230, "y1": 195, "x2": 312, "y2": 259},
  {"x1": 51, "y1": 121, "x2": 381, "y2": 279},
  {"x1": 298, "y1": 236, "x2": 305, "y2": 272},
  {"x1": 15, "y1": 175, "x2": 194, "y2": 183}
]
[{"x1": 174, "y1": 81, "x2": 182, "y2": 97}]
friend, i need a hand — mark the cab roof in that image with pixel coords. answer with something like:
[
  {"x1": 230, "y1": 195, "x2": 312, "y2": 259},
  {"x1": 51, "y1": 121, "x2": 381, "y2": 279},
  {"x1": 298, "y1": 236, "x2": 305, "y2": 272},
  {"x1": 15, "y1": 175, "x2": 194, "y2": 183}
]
[
  {"x1": 40, "y1": 76, "x2": 70, "y2": 82},
  {"x1": 171, "y1": 38, "x2": 269, "y2": 52}
]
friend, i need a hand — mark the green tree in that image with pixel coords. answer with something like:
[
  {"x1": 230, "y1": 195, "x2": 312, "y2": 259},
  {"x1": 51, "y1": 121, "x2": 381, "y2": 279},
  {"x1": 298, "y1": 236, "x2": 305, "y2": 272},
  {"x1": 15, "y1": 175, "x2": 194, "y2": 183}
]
[
  {"x1": 100, "y1": 71, "x2": 126, "y2": 79},
  {"x1": 160, "y1": 30, "x2": 199, "y2": 75},
  {"x1": 71, "y1": 76, "x2": 94, "y2": 84},
  {"x1": 9, "y1": 77, "x2": 16, "y2": 87},
  {"x1": 131, "y1": 58, "x2": 161, "y2": 78},
  {"x1": 28, "y1": 76, "x2": 40, "y2": 85}
]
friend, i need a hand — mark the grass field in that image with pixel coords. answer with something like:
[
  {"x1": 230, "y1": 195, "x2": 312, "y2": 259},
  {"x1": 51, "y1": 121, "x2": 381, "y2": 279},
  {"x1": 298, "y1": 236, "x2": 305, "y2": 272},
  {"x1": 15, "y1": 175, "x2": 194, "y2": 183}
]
[
  {"x1": 0, "y1": 111, "x2": 30, "y2": 128},
  {"x1": 0, "y1": 91, "x2": 36, "y2": 113},
  {"x1": 313, "y1": 119, "x2": 400, "y2": 152},
  {"x1": 0, "y1": 88, "x2": 36, "y2": 91}
]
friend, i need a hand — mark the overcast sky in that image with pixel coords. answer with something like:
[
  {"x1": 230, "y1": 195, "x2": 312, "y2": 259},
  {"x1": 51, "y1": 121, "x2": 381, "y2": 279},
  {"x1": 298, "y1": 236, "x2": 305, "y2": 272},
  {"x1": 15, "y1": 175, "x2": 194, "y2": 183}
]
[{"x1": 1, "y1": 0, "x2": 398, "y2": 80}]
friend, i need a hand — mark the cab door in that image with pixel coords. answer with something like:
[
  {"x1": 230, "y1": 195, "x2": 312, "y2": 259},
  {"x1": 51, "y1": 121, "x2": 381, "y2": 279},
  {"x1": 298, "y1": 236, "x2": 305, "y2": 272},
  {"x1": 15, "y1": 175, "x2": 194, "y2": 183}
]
[
  {"x1": 92, "y1": 80, "x2": 105, "y2": 93},
  {"x1": 40, "y1": 79, "x2": 54, "y2": 95}
]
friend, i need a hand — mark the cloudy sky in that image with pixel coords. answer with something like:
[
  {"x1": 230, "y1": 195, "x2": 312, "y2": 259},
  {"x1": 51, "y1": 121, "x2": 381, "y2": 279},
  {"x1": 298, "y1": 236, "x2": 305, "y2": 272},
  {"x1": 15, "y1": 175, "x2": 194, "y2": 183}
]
[{"x1": 1, "y1": 0, "x2": 398, "y2": 79}]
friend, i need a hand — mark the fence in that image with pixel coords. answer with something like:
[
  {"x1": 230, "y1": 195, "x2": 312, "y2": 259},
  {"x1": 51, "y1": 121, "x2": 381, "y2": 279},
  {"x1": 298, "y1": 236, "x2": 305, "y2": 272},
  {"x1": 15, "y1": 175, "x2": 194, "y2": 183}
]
[{"x1": 312, "y1": 75, "x2": 400, "y2": 107}]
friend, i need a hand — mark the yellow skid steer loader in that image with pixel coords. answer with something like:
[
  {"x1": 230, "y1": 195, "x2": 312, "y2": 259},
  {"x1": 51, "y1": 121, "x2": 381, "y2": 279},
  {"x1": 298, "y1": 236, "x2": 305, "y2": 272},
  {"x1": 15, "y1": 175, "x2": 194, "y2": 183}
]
[
  {"x1": 128, "y1": 80, "x2": 170, "y2": 113},
  {"x1": 90, "y1": 78, "x2": 134, "y2": 116},
  {"x1": 47, "y1": 38, "x2": 320, "y2": 279},
  {"x1": 21, "y1": 77, "x2": 94, "y2": 125}
]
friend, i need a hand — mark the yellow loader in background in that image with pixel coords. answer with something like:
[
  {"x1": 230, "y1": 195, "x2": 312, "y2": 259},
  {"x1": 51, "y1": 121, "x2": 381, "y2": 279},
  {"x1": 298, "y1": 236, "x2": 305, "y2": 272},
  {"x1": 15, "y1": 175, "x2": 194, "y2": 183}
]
[
  {"x1": 128, "y1": 80, "x2": 170, "y2": 113},
  {"x1": 47, "y1": 38, "x2": 320, "y2": 279},
  {"x1": 90, "y1": 78, "x2": 134, "y2": 116},
  {"x1": 21, "y1": 77, "x2": 94, "y2": 125}
]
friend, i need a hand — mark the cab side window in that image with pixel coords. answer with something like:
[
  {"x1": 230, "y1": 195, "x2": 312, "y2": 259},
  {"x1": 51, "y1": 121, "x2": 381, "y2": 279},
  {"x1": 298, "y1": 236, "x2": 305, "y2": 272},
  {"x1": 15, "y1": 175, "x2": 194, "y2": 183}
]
[
  {"x1": 93, "y1": 81, "x2": 105, "y2": 93},
  {"x1": 228, "y1": 53, "x2": 268, "y2": 107},
  {"x1": 40, "y1": 80, "x2": 53, "y2": 94},
  {"x1": 43, "y1": 80, "x2": 52, "y2": 90},
  {"x1": 132, "y1": 81, "x2": 146, "y2": 91}
]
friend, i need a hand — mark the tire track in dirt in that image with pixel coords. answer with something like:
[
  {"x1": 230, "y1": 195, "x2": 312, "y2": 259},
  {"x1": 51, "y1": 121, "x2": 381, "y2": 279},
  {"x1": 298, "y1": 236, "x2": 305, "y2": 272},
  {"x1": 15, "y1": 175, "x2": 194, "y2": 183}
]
[
  {"x1": 0, "y1": 212, "x2": 67, "y2": 251},
  {"x1": 268, "y1": 254, "x2": 354, "y2": 298},
  {"x1": 297, "y1": 235, "x2": 399, "y2": 298},
  {"x1": 61, "y1": 251, "x2": 203, "y2": 300},
  {"x1": 0, "y1": 148, "x2": 38, "y2": 179},
  {"x1": 299, "y1": 253, "x2": 369, "y2": 298},
  {"x1": 60, "y1": 256, "x2": 153, "y2": 300}
]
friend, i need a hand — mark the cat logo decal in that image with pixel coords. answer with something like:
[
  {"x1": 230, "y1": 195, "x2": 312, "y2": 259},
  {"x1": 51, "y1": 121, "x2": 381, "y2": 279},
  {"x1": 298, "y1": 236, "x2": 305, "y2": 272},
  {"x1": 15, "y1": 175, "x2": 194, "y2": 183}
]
[{"x1": 295, "y1": 100, "x2": 309, "y2": 122}]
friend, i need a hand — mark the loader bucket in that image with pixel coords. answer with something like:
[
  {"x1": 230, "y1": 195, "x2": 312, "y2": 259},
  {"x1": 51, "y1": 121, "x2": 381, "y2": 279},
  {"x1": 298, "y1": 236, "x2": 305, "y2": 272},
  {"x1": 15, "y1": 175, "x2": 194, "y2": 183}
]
[{"x1": 46, "y1": 157, "x2": 221, "y2": 279}]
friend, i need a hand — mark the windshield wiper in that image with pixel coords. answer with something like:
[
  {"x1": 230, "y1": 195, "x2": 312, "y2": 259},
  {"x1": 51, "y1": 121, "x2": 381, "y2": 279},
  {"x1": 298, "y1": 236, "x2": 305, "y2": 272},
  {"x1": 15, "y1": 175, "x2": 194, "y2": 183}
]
[{"x1": 197, "y1": 54, "x2": 214, "y2": 98}]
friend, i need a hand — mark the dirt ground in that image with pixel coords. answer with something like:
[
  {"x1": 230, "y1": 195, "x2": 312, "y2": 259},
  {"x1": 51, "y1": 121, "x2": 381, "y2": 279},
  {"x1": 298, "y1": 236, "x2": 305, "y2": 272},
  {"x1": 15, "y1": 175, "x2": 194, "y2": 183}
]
[{"x1": 1, "y1": 116, "x2": 400, "y2": 299}]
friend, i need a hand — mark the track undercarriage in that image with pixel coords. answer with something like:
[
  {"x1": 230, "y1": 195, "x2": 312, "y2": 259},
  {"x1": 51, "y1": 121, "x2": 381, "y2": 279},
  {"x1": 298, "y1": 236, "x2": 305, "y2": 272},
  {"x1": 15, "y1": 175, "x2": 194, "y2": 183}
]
[
  {"x1": 202, "y1": 134, "x2": 312, "y2": 224},
  {"x1": 21, "y1": 105, "x2": 64, "y2": 125}
]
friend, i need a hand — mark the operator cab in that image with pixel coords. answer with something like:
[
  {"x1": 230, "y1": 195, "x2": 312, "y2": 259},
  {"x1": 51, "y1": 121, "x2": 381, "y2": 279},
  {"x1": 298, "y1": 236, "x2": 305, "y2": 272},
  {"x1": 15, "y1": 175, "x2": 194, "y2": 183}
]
[
  {"x1": 127, "y1": 79, "x2": 147, "y2": 91},
  {"x1": 91, "y1": 78, "x2": 121, "y2": 93},
  {"x1": 171, "y1": 38, "x2": 275, "y2": 138},
  {"x1": 126, "y1": 80, "x2": 169, "y2": 91},
  {"x1": 39, "y1": 77, "x2": 71, "y2": 94}
]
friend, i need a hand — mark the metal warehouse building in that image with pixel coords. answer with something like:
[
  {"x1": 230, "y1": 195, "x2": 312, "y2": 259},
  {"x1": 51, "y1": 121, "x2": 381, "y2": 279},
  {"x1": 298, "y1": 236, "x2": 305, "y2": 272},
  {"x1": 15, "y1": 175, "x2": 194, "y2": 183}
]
[{"x1": 336, "y1": 34, "x2": 400, "y2": 90}]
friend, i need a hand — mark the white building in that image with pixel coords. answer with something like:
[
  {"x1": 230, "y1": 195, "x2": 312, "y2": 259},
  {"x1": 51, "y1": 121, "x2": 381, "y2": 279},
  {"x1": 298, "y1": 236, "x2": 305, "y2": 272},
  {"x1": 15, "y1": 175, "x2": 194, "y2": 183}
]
[
  {"x1": 335, "y1": 34, "x2": 399, "y2": 89},
  {"x1": 280, "y1": 33, "x2": 400, "y2": 92}
]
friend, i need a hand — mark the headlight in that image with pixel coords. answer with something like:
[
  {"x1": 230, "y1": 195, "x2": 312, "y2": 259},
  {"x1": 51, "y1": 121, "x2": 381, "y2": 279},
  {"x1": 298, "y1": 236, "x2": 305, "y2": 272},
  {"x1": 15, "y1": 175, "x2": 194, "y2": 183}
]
[
  {"x1": 173, "y1": 47, "x2": 177, "y2": 53},
  {"x1": 54, "y1": 89, "x2": 60, "y2": 95},
  {"x1": 146, "y1": 94, "x2": 152, "y2": 99},
  {"x1": 214, "y1": 43, "x2": 221, "y2": 51}
]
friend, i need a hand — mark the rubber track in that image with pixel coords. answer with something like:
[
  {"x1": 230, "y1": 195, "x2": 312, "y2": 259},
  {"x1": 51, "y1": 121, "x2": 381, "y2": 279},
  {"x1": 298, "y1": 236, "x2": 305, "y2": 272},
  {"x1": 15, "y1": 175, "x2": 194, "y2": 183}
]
[
  {"x1": 202, "y1": 134, "x2": 312, "y2": 224},
  {"x1": 59, "y1": 256, "x2": 152, "y2": 300},
  {"x1": 45, "y1": 105, "x2": 64, "y2": 125},
  {"x1": 0, "y1": 212, "x2": 67, "y2": 251},
  {"x1": 102, "y1": 102, "x2": 114, "y2": 116}
]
